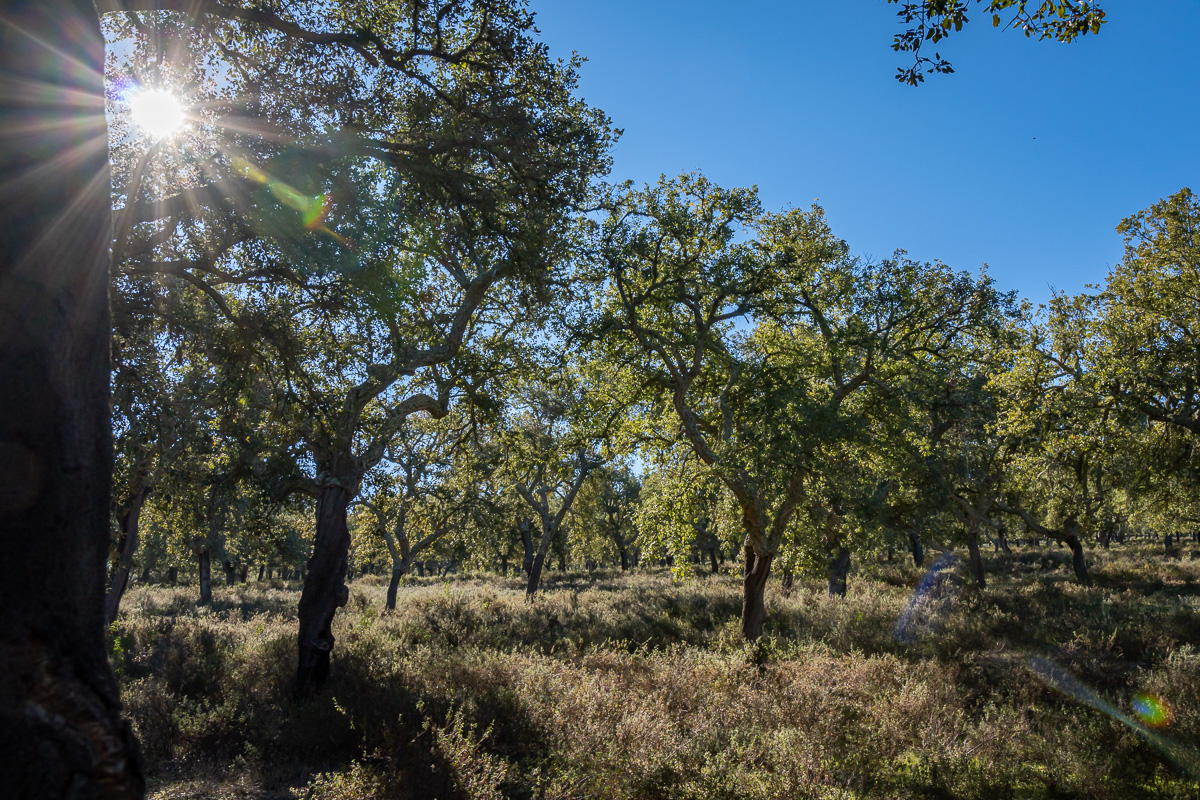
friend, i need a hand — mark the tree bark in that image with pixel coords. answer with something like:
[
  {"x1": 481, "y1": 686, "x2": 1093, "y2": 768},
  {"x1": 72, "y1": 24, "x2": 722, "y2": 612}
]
[
  {"x1": 908, "y1": 528, "x2": 925, "y2": 567},
  {"x1": 707, "y1": 546, "x2": 719, "y2": 575},
  {"x1": 525, "y1": 552, "x2": 547, "y2": 599},
  {"x1": 618, "y1": 547, "x2": 628, "y2": 571},
  {"x1": 741, "y1": 546, "x2": 773, "y2": 639},
  {"x1": 519, "y1": 518, "x2": 535, "y2": 576},
  {"x1": 197, "y1": 549, "x2": 212, "y2": 605},
  {"x1": 0, "y1": 4, "x2": 145, "y2": 792},
  {"x1": 105, "y1": 487, "x2": 150, "y2": 625},
  {"x1": 1064, "y1": 518, "x2": 1089, "y2": 584},
  {"x1": 966, "y1": 524, "x2": 986, "y2": 588},
  {"x1": 296, "y1": 483, "x2": 352, "y2": 698},
  {"x1": 827, "y1": 547, "x2": 851, "y2": 597},
  {"x1": 385, "y1": 565, "x2": 403, "y2": 611}
]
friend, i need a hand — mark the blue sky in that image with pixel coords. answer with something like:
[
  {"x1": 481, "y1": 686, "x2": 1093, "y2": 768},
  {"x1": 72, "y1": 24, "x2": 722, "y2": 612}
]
[{"x1": 532, "y1": 1, "x2": 1200, "y2": 306}]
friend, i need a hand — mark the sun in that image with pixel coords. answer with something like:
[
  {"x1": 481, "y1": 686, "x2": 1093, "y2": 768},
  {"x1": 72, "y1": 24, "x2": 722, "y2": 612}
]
[{"x1": 129, "y1": 88, "x2": 186, "y2": 139}]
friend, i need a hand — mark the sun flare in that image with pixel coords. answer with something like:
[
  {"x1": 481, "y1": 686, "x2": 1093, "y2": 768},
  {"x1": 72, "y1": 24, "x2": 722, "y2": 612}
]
[{"x1": 129, "y1": 88, "x2": 186, "y2": 139}]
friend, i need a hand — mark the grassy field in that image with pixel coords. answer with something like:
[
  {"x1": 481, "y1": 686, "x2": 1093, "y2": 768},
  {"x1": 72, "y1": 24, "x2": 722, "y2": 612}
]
[{"x1": 110, "y1": 543, "x2": 1200, "y2": 799}]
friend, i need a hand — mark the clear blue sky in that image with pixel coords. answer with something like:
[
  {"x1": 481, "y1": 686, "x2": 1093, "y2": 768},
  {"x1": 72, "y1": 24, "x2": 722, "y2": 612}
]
[{"x1": 532, "y1": 1, "x2": 1200, "y2": 306}]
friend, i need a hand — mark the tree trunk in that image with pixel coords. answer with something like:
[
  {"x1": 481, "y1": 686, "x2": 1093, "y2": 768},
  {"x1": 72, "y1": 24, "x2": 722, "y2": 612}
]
[
  {"x1": 105, "y1": 488, "x2": 149, "y2": 625},
  {"x1": 198, "y1": 550, "x2": 212, "y2": 605},
  {"x1": 780, "y1": 568, "x2": 795, "y2": 598},
  {"x1": 257, "y1": 565, "x2": 265, "y2": 581},
  {"x1": 525, "y1": 552, "x2": 547, "y2": 599},
  {"x1": 708, "y1": 547, "x2": 719, "y2": 574},
  {"x1": 558, "y1": 552, "x2": 566, "y2": 572},
  {"x1": 239, "y1": 565, "x2": 248, "y2": 583},
  {"x1": 966, "y1": 524, "x2": 986, "y2": 588},
  {"x1": 519, "y1": 518, "x2": 535, "y2": 576},
  {"x1": 222, "y1": 560, "x2": 236, "y2": 586},
  {"x1": 385, "y1": 565, "x2": 403, "y2": 612},
  {"x1": 296, "y1": 483, "x2": 352, "y2": 698},
  {"x1": 908, "y1": 529, "x2": 925, "y2": 567},
  {"x1": 266, "y1": 566, "x2": 273, "y2": 580},
  {"x1": 139, "y1": 567, "x2": 151, "y2": 584},
  {"x1": 167, "y1": 567, "x2": 178, "y2": 585},
  {"x1": 499, "y1": 554, "x2": 508, "y2": 576},
  {"x1": 415, "y1": 561, "x2": 425, "y2": 577},
  {"x1": 996, "y1": 525, "x2": 1012, "y2": 555},
  {"x1": 827, "y1": 547, "x2": 851, "y2": 597},
  {"x1": 619, "y1": 547, "x2": 628, "y2": 571},
  {"x1": 1063, "y1": 518, "x2": 1089, "y2": 583},
  {"x1": 0, "y1": 2, "x2": 146, "y2": 792},
  {"x1": 741, "y1": 546, "x2": 773, "y2": 640}
]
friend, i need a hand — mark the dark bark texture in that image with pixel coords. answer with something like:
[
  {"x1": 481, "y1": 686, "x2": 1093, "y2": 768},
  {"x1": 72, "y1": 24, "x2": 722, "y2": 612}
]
[
  {"x1": 741, "y1": 547, "x2": 773, "y2": 639},
  {"x1": 966, "y1": 526, "x2": 986, "y2": 588},
  {"x1": 295, "y1": 484, "x2": 352, "y2": 697},
  {"x1": 197, "y1": 550, "x2": 212, "y2": 605},
  {"x1": 525, "y1": 552, "x2": 547, "y2": 599},
  {"x1": 105, "y1": 488, "x2": 149, "y2": 624},
  {"x1": 1064, "y1": 518, "x2": 1090, "y2": 584},
  {"x1": 0, "y1": 1, "x2": 144, "y2": 795},
  {"x1": 386, "y1": 566, "x2": 403, "y2": 611},
  {"x1": 827, "y1": 547, "x2": 851, "y2": 597}
]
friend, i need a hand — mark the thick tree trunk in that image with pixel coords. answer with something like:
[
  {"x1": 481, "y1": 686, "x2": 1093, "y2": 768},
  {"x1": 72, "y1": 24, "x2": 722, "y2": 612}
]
[
  {"x1": 0, "y1": 3, "x2": 145, "y2": 791},
  {"x1": 827, "y1": 547, "x2": 851, "y2": 597},
  {"x1": 296, "y1": 483, "x2": 352, "y2": 698},
  {"x1": 966, "y1": 525, "x2": 986, "y2": 588},
  {"x1": 222, "y1": 560, "x2": 236, "y2": 586},
  {"x1": 105, "y1": 488, "x2": 149, "y2": 625},
  {"x1": 780, "y1": 568, "x2": 795, "y2": 598},
  {"x1": 741, "y1": 546, "x2": 773, "y2": 640},
  {"x1": 198, "y1": 550, "x2": 212, "y2": 605},
  {"x1": 908, "y1": 529, "x2": 925, "y2": 567},
  {"x1": 525, "y1": 552, "x2": 547, "y2": 599},
  {"x1": 1063, "y1": 519, "x2": 1089, "y2": 583},
  {"x1": 385, "y1": 565, "x2": 403, "y2": 612}
]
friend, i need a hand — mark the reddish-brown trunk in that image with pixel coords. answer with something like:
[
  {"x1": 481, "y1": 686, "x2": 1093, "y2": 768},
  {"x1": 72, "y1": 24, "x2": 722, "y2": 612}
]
[
  {"x1": 295, "y1": 484, "x2": 352, "y2": 697},
  {"x1": 0, "y1": 2, "x2": 144, "y2": 794},
  {"x1": 741, "y1": 546, "x2": 773, "y2": 639}
]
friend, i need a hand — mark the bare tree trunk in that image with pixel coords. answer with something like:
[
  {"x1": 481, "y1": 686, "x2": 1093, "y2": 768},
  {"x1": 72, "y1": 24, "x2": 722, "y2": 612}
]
[
  {"x1": 198, "y1": 550, "x2": 212, "y2": 605},
  {"x1": 296, "y1": 483, "x2": 352, "y2": 698},
  {"x1": 742, "y1": 546, "x2": 773, "y2": 640},
  {"x1": 519, "y1": 518, "x2": 535, "y2": 576},
  {"x1": 105, "y1": 488, "x2": 150, "y2": 625},
  {"x1": 1064, "y1": 518, "x2": 1089, "y2": 584},
  {"x1": 908, "y1": 528, "x2": 925, "y2": 567},
  {"x1": 966, "y1": 523, "x2": 986, "y2": 588},
  {"x1": 0, "y1": 0, "x2": 145, "y2": 790},
  {"x1": 525, "y1": 552, "x2": 547, "y2": 598},
  {"x1": 619, "y1": 547, "x2": 628, "y2": 571},
  {"x1": 827, "y1": 547, "x2": 851, "y2": 597},
  {"x1": 385, "y1": 565, "x2": 403, "y2": 612}
]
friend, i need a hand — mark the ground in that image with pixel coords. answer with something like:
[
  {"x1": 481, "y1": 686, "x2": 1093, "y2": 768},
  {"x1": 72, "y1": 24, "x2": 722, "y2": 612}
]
[{"x1": 110, "y1": 542, "x2": 1200, "y2": 799}]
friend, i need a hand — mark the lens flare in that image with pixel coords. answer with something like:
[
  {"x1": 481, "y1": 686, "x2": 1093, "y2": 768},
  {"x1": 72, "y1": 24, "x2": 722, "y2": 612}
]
[
  {"x1": 1029, "y1": 658, "x2": 1199, "y2": 778},
  {"x1": 129, "y1": 88, "x2": 185, "y2": 139},
  {"x1": 1133, "y1": 693, "x2": 1173, "y2": 728},
  {"x1": 893, "y1": 551, "x2": 961, "y2": 643},
  {"x1": 232, "y1": 157, "x2": 349, "y2": 246}
]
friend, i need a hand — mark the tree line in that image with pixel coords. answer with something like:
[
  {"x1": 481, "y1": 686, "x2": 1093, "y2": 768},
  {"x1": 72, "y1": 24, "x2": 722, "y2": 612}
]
[{"x1": 1, "y1": 1, "x2": 1143, "y2": 797}]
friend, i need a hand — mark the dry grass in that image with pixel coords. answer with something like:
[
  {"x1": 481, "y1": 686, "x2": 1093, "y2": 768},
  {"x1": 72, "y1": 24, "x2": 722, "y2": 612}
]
[{"x1": 111, "y1": 545, "x2": 1200, "y2": 799}]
